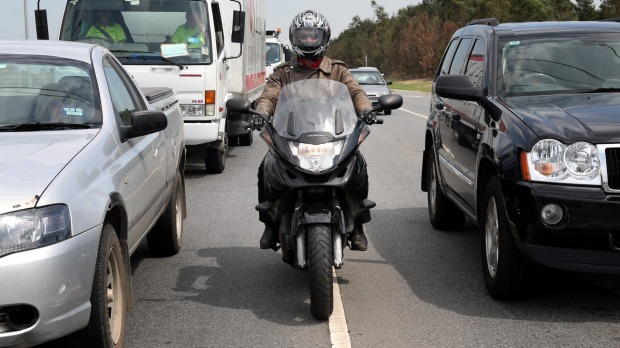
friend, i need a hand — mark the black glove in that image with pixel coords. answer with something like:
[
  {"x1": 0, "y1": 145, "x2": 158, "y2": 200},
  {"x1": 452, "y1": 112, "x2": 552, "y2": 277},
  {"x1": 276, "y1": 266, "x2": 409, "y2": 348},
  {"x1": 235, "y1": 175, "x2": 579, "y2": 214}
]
[
  {"x1": 251, "y1": 115, "x2": 265, "y2": 130},
  {"x1": 359, "y1": 109, "x2": 377, "y2": 125}
]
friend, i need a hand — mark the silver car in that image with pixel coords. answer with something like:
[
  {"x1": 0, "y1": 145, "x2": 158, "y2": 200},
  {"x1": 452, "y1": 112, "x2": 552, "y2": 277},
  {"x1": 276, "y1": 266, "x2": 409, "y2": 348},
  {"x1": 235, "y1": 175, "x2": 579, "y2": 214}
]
[
  {"x1": 349, "y1": 67, "x2": 393, "y2": 115},
  {"x1": 0, "y1": 40, "x2": 186, "y2": 347}
]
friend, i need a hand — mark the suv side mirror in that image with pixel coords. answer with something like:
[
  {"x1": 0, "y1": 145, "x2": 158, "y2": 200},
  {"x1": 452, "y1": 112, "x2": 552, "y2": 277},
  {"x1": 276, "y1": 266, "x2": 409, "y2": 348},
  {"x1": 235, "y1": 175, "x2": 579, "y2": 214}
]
[
  {"x1": 435, "y1": 75, "x2": 483, "y2": 102},
  {"x1": 436, "y1": 74, "x2": 502, "y2": 121}
]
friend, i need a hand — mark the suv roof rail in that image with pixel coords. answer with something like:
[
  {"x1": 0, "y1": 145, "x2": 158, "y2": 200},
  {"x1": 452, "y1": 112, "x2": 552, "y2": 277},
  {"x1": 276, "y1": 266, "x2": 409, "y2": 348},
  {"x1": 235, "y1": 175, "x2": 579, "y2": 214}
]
[
  {"x1": 599, "y1": 17, "x2": 620, "y2": 22},
  {"x1": 467, "y1": 18, "x2": 499, "y2": 27}
]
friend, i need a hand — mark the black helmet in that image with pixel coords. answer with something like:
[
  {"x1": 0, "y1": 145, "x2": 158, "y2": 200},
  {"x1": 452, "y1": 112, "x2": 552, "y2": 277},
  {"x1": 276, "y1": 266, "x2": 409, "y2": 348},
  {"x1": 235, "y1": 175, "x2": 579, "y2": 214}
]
[{"x1": 289, "y1": 10, "x2": 331, "y2": 59}]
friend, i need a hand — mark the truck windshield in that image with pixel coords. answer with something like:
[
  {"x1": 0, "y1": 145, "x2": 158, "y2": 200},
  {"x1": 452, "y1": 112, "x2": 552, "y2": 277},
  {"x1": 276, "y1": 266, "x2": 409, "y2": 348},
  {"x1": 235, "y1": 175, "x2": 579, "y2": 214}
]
[
  {"x1": 60, "y1": 0, "x2": 213, "y2": 65},
  {"x1": 266, "y1": 42, "x2": 281, "y2": 64}
]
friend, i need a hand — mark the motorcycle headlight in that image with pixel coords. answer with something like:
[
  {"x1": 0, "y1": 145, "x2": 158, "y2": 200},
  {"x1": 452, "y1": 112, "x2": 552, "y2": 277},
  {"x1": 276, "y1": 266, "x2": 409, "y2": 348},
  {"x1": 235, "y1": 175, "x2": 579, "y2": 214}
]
[
  {"x1": 523, "y1": 139, "x2": 600, "y2": 184},
  {"x1": 288, "y1": 140, "x2": 344, "y2": 173},
  {"x1": 0, "y1": 205, "x2": 71, "y2": 257}
]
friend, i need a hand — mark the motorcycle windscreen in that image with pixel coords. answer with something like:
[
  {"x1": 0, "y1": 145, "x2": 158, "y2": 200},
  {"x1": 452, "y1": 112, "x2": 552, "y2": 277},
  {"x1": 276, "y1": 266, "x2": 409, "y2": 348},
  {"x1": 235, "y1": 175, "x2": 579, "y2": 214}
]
[{"x1": 272, "y1": 79, "x2": 358, "y2": 140}]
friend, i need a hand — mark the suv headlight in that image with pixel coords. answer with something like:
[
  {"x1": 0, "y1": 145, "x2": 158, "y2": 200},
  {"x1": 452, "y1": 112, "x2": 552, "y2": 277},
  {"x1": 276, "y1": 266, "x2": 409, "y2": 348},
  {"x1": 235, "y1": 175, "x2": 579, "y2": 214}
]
[
  {"x1": 0, "y1": 205, "x2": 71, "y2": 257},
  {"x1": 288, "y1": 140, "x2": 344, "y2": 173},
  {"x1": 522, "y1": 139, "x2": 601, "y2": 184}
]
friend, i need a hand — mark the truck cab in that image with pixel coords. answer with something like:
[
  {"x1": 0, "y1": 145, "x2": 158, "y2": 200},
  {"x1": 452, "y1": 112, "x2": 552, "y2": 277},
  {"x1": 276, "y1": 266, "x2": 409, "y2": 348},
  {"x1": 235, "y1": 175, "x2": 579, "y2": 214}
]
[
  {"x1": 58, "y1": 0, "x2": 266, "y2": 173},
  {"x1": 265, "y1": 28, "x2": 291, "y2": 81}
]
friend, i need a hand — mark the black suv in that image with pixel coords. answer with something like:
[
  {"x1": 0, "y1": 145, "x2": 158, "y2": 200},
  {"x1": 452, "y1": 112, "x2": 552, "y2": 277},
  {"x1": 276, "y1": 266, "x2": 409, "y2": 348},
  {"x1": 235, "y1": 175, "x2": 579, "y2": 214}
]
[{"x1": 421, "y1": 18, "x2": 620, "y2": 299}]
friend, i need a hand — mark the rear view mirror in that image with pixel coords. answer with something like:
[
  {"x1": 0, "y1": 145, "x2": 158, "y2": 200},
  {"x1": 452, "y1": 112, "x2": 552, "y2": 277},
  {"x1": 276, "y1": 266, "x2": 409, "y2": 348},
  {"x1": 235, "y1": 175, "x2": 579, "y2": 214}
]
[{"x1": 378, "y1": 94, "x2": 403, "y2": 110}]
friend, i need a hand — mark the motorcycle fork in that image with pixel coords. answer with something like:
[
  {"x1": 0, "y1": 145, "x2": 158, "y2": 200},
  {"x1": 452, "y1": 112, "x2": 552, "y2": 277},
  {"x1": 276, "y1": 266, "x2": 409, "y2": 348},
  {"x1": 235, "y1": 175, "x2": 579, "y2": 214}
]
[{"x1": 293, "y1": 190, "x2": 347, "y2": 269}]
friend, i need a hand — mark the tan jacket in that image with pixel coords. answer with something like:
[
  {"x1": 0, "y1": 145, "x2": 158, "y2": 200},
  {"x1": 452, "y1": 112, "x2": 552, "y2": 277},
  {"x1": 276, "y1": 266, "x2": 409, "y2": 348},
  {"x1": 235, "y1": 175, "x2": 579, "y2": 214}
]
[{"x1": 253, "y1": 56, "x2": 371, "y2": 116}]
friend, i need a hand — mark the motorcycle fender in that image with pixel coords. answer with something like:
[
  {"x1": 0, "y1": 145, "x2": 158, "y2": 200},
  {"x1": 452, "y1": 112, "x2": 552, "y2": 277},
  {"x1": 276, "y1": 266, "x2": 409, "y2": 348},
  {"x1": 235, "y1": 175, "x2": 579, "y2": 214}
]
[{"x1": 303, "y1": 210, "x2": 333, "y2": 224}]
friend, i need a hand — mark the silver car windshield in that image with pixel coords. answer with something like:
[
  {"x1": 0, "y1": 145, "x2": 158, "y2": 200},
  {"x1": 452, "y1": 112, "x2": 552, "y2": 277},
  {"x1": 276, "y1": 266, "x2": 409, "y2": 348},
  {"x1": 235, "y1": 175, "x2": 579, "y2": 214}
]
[
  {"x1": 351, "y1": 71, "x2": 385, "y2": 85},
  {"x1": 60, "y1": 0, "x2": 212, "y2": 65},
  {"x1": 498, "y1": 32, "x2": 620, "y2": 97},
  {"x1": 272, "y1": 79, "x2": 358, "y2": 139},
  {"x1": 0, "y1": 56, "x2": 100, "y2": 128}
]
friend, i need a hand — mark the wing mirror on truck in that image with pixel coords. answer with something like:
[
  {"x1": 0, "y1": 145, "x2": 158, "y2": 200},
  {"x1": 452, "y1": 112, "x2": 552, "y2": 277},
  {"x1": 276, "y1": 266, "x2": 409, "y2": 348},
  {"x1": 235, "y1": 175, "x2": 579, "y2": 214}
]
[
  {"x1": 34, "y1": 6, "x2": 49, "y2": 40},
  {"x1": 227, "y1": 6, "x2": 246, "y2": 60}
]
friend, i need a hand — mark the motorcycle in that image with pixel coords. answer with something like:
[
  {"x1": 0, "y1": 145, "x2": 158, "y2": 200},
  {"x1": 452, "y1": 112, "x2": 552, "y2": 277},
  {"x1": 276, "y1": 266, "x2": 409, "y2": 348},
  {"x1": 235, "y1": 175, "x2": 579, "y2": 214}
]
[{"x1": 226, "y1": 79, "x2": 403, "y2": 319}]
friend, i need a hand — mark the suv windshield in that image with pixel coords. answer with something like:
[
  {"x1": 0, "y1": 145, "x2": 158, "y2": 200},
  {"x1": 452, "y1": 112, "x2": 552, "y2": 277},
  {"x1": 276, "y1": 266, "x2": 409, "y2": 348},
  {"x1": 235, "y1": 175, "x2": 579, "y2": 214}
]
[
  {"x1": 60, "y1": 0, "x2": 212, "y2": 65},
  {"x1": 0, "y1": 55, "x2": 100, "y2": 129},
  {"x1": 498, "y1": 32, "x2": 620, "y2": 97}
]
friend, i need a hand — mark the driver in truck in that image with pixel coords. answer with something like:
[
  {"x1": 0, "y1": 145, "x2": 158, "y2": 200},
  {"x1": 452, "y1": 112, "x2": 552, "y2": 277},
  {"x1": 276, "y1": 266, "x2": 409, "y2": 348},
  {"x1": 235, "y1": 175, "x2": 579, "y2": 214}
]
[
  {"x1": 170, "y1": 9, "x2": 206, "y2": 49},
  {"x1": 84, "y1": 9, "x2": 126, "y2": 43}
]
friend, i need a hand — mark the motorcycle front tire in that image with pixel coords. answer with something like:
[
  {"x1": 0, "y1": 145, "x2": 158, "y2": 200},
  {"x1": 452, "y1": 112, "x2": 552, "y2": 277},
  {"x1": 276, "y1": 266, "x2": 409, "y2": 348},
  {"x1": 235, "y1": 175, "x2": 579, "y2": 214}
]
[{"x1": 307, "y1": 224, "x2": 334, "y2": 320}]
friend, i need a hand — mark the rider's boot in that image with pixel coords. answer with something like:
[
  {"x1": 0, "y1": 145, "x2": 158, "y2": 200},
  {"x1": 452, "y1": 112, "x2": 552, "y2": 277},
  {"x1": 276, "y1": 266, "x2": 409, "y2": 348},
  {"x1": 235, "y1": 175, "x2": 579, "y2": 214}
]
[
  {"x1": 349, "y1": 223, "x2": 368, "y2": 251},
  {"x1": 259, "y1": 224, "x2": 277, "y2": 249}
]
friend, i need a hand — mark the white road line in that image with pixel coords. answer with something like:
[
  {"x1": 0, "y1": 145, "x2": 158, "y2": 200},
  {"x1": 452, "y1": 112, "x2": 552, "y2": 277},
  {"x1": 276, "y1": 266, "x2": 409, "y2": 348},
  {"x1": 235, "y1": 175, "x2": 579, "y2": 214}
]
[
  {"x1": 329, "y1": 267, "x2": 351, "y2": 348},
  {"x1": 400, "y1": 108, "x2": 428, "y2": 119}
]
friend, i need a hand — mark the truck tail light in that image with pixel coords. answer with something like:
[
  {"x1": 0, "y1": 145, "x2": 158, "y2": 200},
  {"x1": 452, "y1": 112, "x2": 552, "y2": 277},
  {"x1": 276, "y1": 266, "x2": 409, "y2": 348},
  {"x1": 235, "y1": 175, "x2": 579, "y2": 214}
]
[{"x1": 206, "y1": 90, "x2": 215, "y2": 116}]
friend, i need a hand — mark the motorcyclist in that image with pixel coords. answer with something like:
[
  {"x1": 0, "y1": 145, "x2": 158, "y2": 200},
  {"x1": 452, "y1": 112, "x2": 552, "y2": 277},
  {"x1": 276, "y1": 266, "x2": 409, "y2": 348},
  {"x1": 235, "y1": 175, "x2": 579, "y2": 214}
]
[{"x1": 253, "y1": 10, "x2": 375, "y2": 251}]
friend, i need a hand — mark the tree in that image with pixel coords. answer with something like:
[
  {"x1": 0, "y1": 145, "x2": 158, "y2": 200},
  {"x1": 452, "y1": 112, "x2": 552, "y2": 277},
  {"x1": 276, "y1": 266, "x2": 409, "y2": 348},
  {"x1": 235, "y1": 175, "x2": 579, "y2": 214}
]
[
  {"x1": 599, "y1": 0, "x2": 620, "y2": 19},
  {"x1": 575, "y1": 0, "x2": 598, "y2": 20}
]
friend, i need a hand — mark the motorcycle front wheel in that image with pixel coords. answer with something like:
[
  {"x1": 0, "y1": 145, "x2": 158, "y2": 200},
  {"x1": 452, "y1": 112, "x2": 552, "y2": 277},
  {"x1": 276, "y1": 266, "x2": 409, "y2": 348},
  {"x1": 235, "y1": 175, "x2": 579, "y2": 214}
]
[{"x1": 307, "y1": 224, "x2": 334, "y2": 320}]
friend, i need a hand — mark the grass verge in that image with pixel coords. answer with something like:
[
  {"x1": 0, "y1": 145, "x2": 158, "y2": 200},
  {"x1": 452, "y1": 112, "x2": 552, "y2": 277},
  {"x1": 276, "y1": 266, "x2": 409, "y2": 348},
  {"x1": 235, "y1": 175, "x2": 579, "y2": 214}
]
[{"x1": 390, "y1": 79, "x2": 432, "y2": 93}]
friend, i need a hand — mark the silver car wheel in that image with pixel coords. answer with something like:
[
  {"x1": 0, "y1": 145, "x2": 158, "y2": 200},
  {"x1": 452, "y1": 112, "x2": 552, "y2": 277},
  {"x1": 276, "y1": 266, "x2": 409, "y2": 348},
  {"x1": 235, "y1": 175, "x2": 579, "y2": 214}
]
[
  {"x1": 485, "y1": 197, "x2": 499, "y2": 278},
  {"x1": 107, "y1": 245, "x2": 124, "y2": 344},
  {"x1": 174, "y1": 181, "x2": 183, "y2": 245}
]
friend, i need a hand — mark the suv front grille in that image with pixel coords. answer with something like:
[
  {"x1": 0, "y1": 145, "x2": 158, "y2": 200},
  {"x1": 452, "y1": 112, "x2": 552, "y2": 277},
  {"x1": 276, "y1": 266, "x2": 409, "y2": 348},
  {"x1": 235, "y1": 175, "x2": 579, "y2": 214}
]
[{"x1": 605, "y1": 147, "x2": 620, "y2": 189}]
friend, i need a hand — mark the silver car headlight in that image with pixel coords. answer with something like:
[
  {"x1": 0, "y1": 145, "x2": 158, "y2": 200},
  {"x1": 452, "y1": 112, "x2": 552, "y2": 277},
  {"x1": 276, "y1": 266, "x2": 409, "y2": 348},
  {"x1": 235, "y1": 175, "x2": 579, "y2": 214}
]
[
  {"x1": 0, "y1": 205, "x2": 71, "y2": 257},
  {"x1": 288, "y1": 140, "x2": 344, "y2": 173},
  {"x1": 523, "y1": 139, "x2": 600, "y2": 184}
]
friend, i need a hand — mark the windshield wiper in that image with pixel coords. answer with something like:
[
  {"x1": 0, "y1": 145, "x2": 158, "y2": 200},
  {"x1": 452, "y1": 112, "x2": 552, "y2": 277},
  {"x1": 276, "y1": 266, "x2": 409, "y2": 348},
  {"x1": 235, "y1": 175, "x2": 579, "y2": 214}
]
[
  {"x1": 124, "y1": 55, "x2": 185, "y2": 69},
  {"x1": 579, "y1": 87, "x2": 620, "y2": 93},
  {"x1": 0, "y1": 122, "x2": 93, "y2": 131}
]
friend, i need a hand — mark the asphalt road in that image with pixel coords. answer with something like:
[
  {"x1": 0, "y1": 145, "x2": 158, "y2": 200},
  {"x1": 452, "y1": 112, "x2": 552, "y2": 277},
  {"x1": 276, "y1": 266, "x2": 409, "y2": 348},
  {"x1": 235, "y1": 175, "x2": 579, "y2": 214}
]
[{"x1": 41, "y1": 90, "x2": 620, "y2": 347}]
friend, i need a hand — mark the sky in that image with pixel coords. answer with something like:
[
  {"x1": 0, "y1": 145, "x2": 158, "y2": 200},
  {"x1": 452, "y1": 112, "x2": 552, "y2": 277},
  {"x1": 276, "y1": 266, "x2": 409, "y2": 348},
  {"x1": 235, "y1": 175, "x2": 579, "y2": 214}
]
[{"x1": 265, "y1": 0, "x2": 422, "y2": 42}]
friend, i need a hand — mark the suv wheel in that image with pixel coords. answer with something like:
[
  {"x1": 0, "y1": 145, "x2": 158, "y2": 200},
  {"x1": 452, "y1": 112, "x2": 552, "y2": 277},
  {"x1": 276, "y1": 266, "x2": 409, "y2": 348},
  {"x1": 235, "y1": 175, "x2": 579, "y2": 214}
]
[
  {"x1": 481, "y1": 176, "x2": 530, "y2": 299},
  {"x1": 427, "y1": 149, "x2": 465, "y2": 230}
]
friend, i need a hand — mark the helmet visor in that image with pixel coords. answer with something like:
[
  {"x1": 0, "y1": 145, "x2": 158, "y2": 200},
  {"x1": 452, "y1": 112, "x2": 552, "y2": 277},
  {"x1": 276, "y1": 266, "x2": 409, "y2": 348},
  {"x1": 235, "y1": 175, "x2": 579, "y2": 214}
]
[{"x1": 292, "y1": 28, "x2": 324, "y2": 48}]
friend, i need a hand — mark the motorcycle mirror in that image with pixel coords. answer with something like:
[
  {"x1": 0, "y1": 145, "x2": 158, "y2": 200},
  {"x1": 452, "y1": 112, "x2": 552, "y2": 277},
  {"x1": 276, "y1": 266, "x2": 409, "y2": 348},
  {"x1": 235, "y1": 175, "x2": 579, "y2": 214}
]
[
  {"x1": 226, "y1": 98, "x2": 251, "y2": 113},
  {"x1": 378, "y1": 94, "x2": 403, "y2": 110}
]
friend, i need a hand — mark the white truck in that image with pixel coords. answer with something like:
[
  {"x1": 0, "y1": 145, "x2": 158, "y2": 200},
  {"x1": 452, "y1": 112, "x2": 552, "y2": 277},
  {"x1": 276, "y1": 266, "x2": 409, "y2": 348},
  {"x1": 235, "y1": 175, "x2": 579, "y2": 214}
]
[
  {"x1": 265, "y1": 28, "x2": 291, "y2": 80},
  {"x1": 55, "y1": 0, "x2": 266, "y2": 173}
]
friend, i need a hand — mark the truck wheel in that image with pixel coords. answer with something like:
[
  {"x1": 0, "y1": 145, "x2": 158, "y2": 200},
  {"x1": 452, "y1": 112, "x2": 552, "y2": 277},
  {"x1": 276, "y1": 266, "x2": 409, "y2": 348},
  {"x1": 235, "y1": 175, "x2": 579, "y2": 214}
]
[
  {"x1": 67, "y1": 223, "x2": 126, "y2": 347},
  {"x1": 427, "y1": 149, "x2": 465, "y2": 229},
  {"x1": 205, "y1": 141, "x2": 226, "y2": 174},
  {"x1": 307, "y1": 224, "x2": 333, "y2": 320},
  {"x1": 481, "y1": 176, "x2": 530, "y2": 299},
  {"x1": 147, "y1": 170, "x2": 183, "y2": 256},
  {"x1": 239, "y1": 129, "x2": 253, "y2": 146}
]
